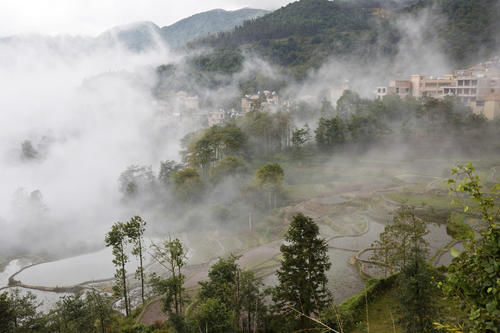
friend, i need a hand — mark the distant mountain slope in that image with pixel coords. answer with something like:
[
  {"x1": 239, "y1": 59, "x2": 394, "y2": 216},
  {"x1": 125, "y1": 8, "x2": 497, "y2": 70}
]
[
  {"x1": 405, "y1": 0, "x2": 500, "y2": 66},
  {"x1": 193, "y1": 0, "x2": 396, "y2": 78},
  {"x1": 192, "y1": 0, "x2": 499, "y2": 78},
  {"x1": 0, "y1": 7, "x2": 269, "y2": 52},
  {"x1": 161, "y1": 8, "x2": 269, "y2": 48},
  {"x1": 97, "y1": 21, "x2": 164, "y2": 51}
]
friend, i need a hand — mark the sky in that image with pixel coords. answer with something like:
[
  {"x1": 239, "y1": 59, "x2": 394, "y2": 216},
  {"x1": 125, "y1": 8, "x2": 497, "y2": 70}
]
[{"x1": 0, "y1": 0, "x2": 292, "y2": 37}]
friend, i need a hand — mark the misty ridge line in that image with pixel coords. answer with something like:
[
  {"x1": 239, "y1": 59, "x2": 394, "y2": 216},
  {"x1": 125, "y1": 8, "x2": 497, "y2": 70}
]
[{"x1": 0, "y1": 7, "x2": 269, "y2": 51}]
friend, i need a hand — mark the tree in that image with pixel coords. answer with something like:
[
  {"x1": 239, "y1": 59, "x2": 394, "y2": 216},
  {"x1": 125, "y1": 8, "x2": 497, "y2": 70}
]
[
  {"x1": 158, "y1": 160, "x2": 183, "y2": 188},
  {"x1": 6, "y1": 288, "x2": 43, "y2": 332},
  {"x1": 396, "y1": 208, "x2": 436, "y2": 333},
  {"x1": 20, "y1": 140, "x2": 38, "y2": 160},
  {"x1": 124, "y1": 216, "x2": 147, "y2": 305},
  {"x1": 194, "y1": 255, "x2": 265, "y2": 332},
  {"x1": 118, "y1": 165, "x2": 155, "y2": 199},
  {"x1": 398, "y1": 252, "x2": 438, "y2": 333},
  {"x1": 240, "y1": 270, "x2": 265, "y2": 333},
  {"x1": 0, "y1": 292, "x2": 15, "y2": 332},
  {"x1": 172, "y1": 168, "x2": 204, "y2": 202},
  {"x1": 196, "y1": 256, "x2": 239, "y2": 332},
  {"x1": 51, "y1": 293, "x2": 94, "y2": 333},
  {"x1": 315, "y1": 116, "x2": 345, "y2": 151},
  {"x1": 336, "y1": 90, "x2": 362, "y2": 118},
  {"x1": 210, "y1": 155, "x2": 247, "y2": 183},
  {"x1": 105, "y1": 222, "x2": 130, "y2": 316},
  {"x1": 291, "y1": 125, "x2": 311, "y2": 156},
  {"x1": 191, "y1": 298, "x2": 232, "y2": 333},
  {"x1": 255, "y1": 163, "x2": 284, "y2": 209},
  {"x1": 185, "y1": 125, "x2": 246, "y2": 177},
  {"x1": 442, "y1": 163, "x2": 500, "y2": 332},
  {"x1": 86, "y1": 290, "x2": 114, "y2": 333},
  {"x1": 273, "y1": 213, "x2": 332, "y2": 330},
  {"x1": 371, "y1": 205, "x2": 429, "y2": 273},
  {"x1": 150, "y1": 237, "x2": 187, "y2": 317}
]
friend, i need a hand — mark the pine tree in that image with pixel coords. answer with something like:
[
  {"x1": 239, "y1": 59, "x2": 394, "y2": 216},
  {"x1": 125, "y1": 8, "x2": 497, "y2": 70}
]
[
  {"x1": 273, "y1": 213, "x2": 332, "y2": 330},
  {"x1": 398, "y1": 250, "x2": 437, "y2": 332},
  {"x1": 396, "y1": 205, "x2": 436, "y2": 333}
]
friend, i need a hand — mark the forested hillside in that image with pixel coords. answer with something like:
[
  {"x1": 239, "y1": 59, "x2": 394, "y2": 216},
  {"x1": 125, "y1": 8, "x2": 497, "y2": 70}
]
[
  {"x1": 406, "y1": 0, "x2": 500, "y2": 66},
  {"x1": 193, "y1": 0, "x2": 399, "y2": 78},
  {"x1": 190, "y1": 0, "x2": 500, "y2": 78},
  {"x1": 161, "y1": 8, "x2": 269, "y2": 48}
]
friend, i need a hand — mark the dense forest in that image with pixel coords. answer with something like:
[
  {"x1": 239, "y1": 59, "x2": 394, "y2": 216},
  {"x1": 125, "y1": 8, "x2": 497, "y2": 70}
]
[{"x1": 186, "y1": 0, "x2": 500, "y2": 79}]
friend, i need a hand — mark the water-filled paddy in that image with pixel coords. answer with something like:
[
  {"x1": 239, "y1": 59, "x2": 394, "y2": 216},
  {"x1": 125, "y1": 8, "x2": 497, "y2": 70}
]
[
  {"x1": 16, "y1": 247, "x2": 149, "y2": 287},
  {"x1": 0, "y1": 259, "x2": 24, "y2": 288}
]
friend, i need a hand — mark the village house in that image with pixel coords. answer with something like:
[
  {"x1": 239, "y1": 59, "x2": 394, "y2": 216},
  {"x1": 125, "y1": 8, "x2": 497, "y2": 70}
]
[
  {"x1": 376, "y1": 57, "x2": 500, "y2": 120},
  {"x1": 241, "y1": 90, "x2": 280, "y2": 113}
]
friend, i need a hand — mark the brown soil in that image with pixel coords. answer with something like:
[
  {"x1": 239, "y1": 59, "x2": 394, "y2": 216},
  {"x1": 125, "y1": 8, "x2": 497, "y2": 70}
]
[{"x1": 141, "y1": 299, "x2": 168, "y2": 326}]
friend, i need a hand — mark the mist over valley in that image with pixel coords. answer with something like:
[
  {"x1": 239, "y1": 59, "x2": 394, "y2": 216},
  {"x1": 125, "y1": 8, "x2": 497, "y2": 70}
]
[{"x1": 1, "y1": 0, "x2": 499, "y2": 331}]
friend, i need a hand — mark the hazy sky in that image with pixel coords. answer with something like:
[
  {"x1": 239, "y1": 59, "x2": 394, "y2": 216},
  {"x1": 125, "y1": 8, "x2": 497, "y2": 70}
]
[{"x1": 0, "y1": 0, "x2": 292, "y2": 37}]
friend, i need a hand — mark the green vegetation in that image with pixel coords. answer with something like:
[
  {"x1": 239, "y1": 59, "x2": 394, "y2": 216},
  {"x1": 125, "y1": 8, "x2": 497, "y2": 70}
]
[
  {"x1": 255, "y1": 163, "x2": 284, "y2": 209},
  {"x1": 3, "y1": 164, "x2": 500, "y2": 331},
  {"x1": 441, "y1": 163, "x2": 500, "y2": 332},
  {"x1": 186, "y1": 0, "x2": 499, "y2": 79},
  {"x1": 104, "y1": 217, "x2": 148, "y2": 315},
  {"x1": 446, "y1": 213, "x2": 474, "y2": 240},
  {"x1": 407, "y1": 0, "x2": 500, "y2": 67},
  {"x1": 272, "y1": 213, "x2": 332, "y2": 330},
  {"x1": 124, "y1": 216, "x2": 147, "y2": 305},
  {"x1": 104, "y1": 221, "x2": 131, "y2": 316},
  {"x1": 161, "y1": 8, "x2": 269, "y2": 48},
  {"x1": 194, "y1": 0, "x2": 396, "y2": 79}
]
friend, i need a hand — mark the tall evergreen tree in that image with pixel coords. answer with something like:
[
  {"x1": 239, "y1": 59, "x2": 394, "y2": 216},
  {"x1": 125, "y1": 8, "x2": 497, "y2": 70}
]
[
  {"x1": 398, "y1": 251, "x2": 437, "y2": 333},
  {"x1": 395, "y1": 210, "x2": 436, "y2": 333},
  {"x1": 272, "y1": 213, "x2": 332, "y2": 330}
]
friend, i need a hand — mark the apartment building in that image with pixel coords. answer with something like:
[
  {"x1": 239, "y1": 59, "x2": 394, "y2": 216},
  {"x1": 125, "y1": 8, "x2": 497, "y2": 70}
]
[
  {"x1": 376, "y1": 57, "x2": 500, "y2": 119},
  {"x1": 473, "y1": 93, "x2": 500, "y2": 120}
]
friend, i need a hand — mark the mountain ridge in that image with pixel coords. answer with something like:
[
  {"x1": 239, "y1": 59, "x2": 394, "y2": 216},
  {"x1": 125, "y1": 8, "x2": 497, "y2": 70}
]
[{"x1": 0, "y1": 7, "x2": 269, "y2": 51}]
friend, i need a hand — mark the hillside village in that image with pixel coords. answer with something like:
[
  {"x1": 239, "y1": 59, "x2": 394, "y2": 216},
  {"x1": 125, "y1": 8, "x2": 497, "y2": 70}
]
[
  {"x1": 377, "y1": 56, "x2": 500, "y2": 120},
  {"x1": 155, "y1": 55, "x2": 500, "y2": 132},
  {"x1": 154, "y1": 89, "x2": 287, "y2": 128}
]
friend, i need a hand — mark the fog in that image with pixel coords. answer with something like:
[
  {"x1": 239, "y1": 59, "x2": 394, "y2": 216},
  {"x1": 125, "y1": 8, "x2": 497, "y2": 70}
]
[
  {"x1": 284, "y1": 7, "x2": 455, "y2": 104},
  {"x1": 0, "y1": 0, "x2": 498, "y2": 265},
  {"x1": 0, "y1": 0, "x2": 290, "y2": 37},
  {"x1": 0, "y1": 35, "x2": 180, "y2": 256}
]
